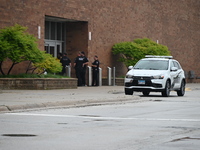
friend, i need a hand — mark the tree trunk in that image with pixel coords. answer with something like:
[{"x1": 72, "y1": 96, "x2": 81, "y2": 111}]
[
  {"x1": 7, "y1": 62, "x2": 18, "y2": 75},
  {"x1": 26, "y1": 61, "x2": 32, "y2": 74},
  {"x1": 32, "y1": 67, "x2": 37, "y2": 74},
  {"x1": 0, "y1": 61, "x2": 5, "y2": 75}
]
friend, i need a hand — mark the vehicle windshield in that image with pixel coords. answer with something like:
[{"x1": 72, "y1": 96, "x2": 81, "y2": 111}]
[{"x1": 134, "y1": 60, "x2": 169, "y2": 70}]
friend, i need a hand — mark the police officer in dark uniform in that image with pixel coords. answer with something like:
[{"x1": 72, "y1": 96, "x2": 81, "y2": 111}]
[
  {"x1": 80, "y1": 51, "x2": 89, "y2": 86},
  {"x1": 60, "y1": 53, "x2": 71, "y2": 75},
  {"x1": 74, "y1": 51, "x2": 85, "y2": 86},
  {"x1": 92, "y1": 55, "x2": 100, "y2": 86}
]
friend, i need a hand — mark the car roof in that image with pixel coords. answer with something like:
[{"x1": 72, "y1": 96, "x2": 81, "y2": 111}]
[
  {"x1": 145, "y1": 55, "x2": 173, "y2": 59},
  {"x1": 141, "y1": 58, "x2": 171, "y2": 61},
  {"x1": 141, "y1": 55, "x2": 175, "y2": 61}
]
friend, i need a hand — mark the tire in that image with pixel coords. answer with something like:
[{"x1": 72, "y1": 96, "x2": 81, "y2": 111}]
[
  {"x1": 125, "y1": 88, "x2": 134, "y2": 95},
  {"x1": 177, "y1": 80, "x2": 185, "y2": 96},
  {"x1": 142, "y1": 91, "x2": 150, "y2": 96},
  {"x1": 162, "y1": 80, "x2": 170, "y2": 97}
]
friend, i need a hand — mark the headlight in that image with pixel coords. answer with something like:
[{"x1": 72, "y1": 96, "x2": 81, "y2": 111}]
[
  {"x1": 152, "y1": 75, "x2": 164, "y2": 79},
  {"x1": 126, "y1": 75, "x2": 133, "y2": 78}
]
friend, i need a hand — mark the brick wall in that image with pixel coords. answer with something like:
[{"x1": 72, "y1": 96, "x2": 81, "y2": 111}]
[
  {"x1": 0, "y1": 0, "x2": 199, "y2": 80},
  {"x1": 0, "y1": 78, "x2": 77, "y2": 90}
]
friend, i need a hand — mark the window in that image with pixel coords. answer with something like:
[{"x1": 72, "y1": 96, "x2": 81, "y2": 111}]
[
  {"x1": 51, "y1": 22, "x2": 56, "y2": 40},
  {"x1": 57, "y1": 22, "x2": 62, "y2": 40},
  {"x1": 173, "y1": 61, "x2": 181, "y2": 69},
  {"x1": 45, "y1": 21, "x2": 50, "y2": 39},
  {"x1": 45, "y1": 21, "x2": 64, "y2": 41},
  {"x1": 134, "y1": 60, "x2": 168, "y2": 70}
]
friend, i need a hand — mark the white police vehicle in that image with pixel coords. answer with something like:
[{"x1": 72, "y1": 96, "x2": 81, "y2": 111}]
[{"x1": 124, "y1": 55, "x2": 186, "y2": 97}]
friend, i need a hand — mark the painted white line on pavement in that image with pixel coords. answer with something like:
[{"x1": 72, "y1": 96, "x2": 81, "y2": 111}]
[{"x1": 5, "y1": 113, "x2": 200, "y2": 122}]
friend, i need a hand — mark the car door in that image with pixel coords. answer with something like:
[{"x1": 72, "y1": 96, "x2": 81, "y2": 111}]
[
  {"x1": 169, "y1": 61, "x2": 179, "y2": 88},
  {"x1": 173, "y1": 61, "x2": 183, "y2": 88},
  {"x1": 170, "y1": 60, "x2": 182, "y2": 88}
]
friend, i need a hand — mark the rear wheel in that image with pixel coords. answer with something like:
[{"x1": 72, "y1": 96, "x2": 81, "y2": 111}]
[
  {"x1": 162, "y1": 80, "x2": 170, "y2": 97},
  {"x1": 142, "y1": 91, "x2": 150, "y2": 96},
  {"x1": 177, "y1": 80, "x2": 185, "y2": 96},
  {"x1": 125, "y1": 88, "x2": 133, "y2": 95}
]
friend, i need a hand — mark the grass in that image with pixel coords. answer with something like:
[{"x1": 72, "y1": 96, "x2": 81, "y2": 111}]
[{"x1": 0, "y1": 73, "x2": 70, "y2": 78}]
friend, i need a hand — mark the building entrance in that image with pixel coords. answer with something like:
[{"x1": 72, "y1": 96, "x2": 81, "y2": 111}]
[{"x1": 44, "y1": 16, "x2": 89, "y2": 78}]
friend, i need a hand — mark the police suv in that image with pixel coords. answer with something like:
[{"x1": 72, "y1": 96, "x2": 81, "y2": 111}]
[{"x1": 124, "y1": 55, "x2": 186, "y2": 97}]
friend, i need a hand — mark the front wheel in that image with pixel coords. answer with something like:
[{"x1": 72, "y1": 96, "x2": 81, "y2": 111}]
[
  {"x1": 162, "y1": 80, "x2": 170, "y2": 97},
  {"x1": 125, "y1": 88, "x2": 134, "y2": 95},
  {"x1": 177, "y1": 80, "x2": 185, "y2": 96}
]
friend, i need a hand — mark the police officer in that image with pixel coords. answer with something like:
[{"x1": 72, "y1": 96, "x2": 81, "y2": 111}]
[
  {"x1": 91, "y1": 55, "x2": 100, "y2": 86},
  {"x1": 74, "y1": 51, "x2": 85, "y2": 86},
  {"x1": 60, "y1": 53, "x2": 71, "y2": 76},
  {"x1": 80, "y1": 51, "x2": 89, "y2": 86}
]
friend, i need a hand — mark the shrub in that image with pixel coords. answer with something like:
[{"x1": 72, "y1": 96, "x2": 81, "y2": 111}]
[
  {"x1": 112, "y1": 38, "x2": 171, "y2": 67},
  {"x1": 33, "y1": 52, "x2": 62, "y2": 74}
]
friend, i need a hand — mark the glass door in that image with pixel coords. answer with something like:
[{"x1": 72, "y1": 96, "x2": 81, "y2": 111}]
[
  {"x1": 44, "y1": 41, "x2": 62, "y2": 58},
  {"x1": 45, "y1": 43, "x2": 49, "y2": 54},
  {"x1": 50, "y1": 45, "x2": 55, "y2": 57}
]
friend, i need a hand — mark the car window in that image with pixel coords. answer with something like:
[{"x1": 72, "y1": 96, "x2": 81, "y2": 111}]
[
  {"x1": 170, "y1": 61, "x2": 175, "y2": 68},
  {"x1": 173, "y1": 61, "x2": 181, "y2": 69},
  {"x1": 134, "y1": 60, "x2": 169, "y2": 70}
]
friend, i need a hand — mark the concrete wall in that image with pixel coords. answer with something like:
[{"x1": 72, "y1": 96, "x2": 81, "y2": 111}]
[{"x1": 0, "y1": 0, "x2": 199, "y2": 79}]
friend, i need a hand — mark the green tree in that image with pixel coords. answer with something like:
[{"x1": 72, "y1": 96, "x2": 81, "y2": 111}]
[
  {"x1": 0, "y1": 24, "x2": 44, "y2": 75},
  {"x1": 112, "y1": 38, "x2": 171, "y2": 67}
]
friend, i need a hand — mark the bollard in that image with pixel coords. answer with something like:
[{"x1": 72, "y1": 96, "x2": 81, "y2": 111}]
[
  {"x1": 113, "y1": 67, "x2": 116, "y2": 86},
  {"x1": 107, "y1": 67, "x2": 112, "y2": 86},
  {"x1": 99, "y1": 67, "x2": 102, "y2": 86},
  {"x1": 88, "y1": 66, "x2": 92, "y2": 86},
  {"x1": 65, "y1": 66, "x2": 71, "y2": 77}
]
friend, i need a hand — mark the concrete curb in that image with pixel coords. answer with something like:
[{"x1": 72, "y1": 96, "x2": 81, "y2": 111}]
[
  {"x1": 0, "y1": 106, "x2": 9, "y2": 112},
  {"x1": 0, "y1": 96, "x2": 141, "y2": 113}
]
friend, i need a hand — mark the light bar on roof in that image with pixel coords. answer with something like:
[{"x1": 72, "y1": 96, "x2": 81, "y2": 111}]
[{"x1": 145, "y1": 55, "x2": 173, "y2": 59}]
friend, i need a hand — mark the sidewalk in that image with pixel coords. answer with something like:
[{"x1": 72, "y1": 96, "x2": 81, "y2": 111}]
[
  {"x1": 0, "y1": 86, "x2": 139, "y2": 112},
  {"x1": 0, "y1": 83, "x2": 199, "y2": 112}
]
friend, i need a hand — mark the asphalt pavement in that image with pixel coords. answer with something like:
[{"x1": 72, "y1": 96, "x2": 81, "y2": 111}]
[{"x1": 0, "y1": 83, "x2": 199, "y2": 112}]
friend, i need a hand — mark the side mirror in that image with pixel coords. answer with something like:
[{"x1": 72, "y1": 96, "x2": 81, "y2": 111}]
[
  {"x1": 171, "y1": 67, "x2": 178, "y2": 71},
  {"x1": 128, "y1": 66, "x2": 133, "y2": 70}
]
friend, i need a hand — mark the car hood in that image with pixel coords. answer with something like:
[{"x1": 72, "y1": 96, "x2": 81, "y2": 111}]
[{"x1": 126, "y1": 69, "x2": 167, "y2": 76}]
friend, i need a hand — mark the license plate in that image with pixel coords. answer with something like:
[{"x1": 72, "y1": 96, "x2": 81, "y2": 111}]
[{"x1": 138, "y1": 80, "x2": 145, "y2": 85}]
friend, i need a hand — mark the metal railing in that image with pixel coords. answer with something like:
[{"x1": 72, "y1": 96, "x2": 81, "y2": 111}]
[
  {"x1": 65, "y1": 66, "x2": 71, "y2": 77},
  {"x1": 107, "y1": 66, "x2": 116, "y2": 86}
]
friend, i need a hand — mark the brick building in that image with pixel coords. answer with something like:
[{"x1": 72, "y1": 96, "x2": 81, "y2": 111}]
[{"x1": 0, "y1": 0, "x2": 200, "y2": 79}]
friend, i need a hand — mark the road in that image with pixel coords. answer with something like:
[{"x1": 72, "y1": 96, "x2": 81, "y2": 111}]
[{"x1": 1, "y1": 89, "x2": 200, "y2": 150}]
